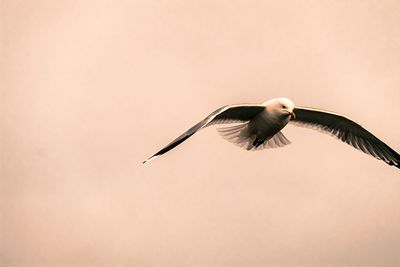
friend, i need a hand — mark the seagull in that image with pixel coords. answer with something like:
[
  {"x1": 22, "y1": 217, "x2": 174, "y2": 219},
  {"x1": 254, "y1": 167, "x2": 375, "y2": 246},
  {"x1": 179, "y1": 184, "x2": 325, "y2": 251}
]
[{"x1": 143, "y1": 98, "x2": 399, "y2": 169}]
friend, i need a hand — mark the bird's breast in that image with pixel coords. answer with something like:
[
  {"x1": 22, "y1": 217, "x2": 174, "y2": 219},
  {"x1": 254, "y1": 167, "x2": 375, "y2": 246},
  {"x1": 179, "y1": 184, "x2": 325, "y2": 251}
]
[{"x1": 248, "y1": 110, "x2": 287, "y2": 138}]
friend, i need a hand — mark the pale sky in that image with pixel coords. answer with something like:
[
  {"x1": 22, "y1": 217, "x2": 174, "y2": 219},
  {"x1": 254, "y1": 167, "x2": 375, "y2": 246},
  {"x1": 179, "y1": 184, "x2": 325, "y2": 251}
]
[{"x1": 2, "y1": 1, "x2": 400, "y2": 266}]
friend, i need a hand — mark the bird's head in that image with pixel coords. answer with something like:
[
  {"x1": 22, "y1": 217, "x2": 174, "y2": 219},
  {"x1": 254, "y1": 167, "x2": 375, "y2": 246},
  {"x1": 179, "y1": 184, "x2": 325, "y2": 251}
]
[{"x1": 264, "y1": 97, "x2": 296, "y2": 120}]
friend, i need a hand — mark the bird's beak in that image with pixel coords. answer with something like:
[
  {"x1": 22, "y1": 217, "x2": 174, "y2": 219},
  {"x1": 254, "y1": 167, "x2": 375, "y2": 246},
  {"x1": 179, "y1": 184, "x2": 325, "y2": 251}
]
[{"x1": 290, "y1": 111, "x2": 296, "y2": 120}]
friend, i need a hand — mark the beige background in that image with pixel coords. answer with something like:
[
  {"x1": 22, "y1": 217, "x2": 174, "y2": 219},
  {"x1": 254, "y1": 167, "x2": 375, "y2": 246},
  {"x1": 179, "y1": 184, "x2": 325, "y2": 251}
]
[{"x1": 2, "y1": 1, "x2": 400, "y2": 266}]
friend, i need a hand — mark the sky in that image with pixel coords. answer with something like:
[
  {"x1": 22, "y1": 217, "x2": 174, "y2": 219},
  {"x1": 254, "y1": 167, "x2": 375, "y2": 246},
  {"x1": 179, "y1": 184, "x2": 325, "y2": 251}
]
[{"x1": 2, "y1": 1, "x2": 400, "y2": 266}]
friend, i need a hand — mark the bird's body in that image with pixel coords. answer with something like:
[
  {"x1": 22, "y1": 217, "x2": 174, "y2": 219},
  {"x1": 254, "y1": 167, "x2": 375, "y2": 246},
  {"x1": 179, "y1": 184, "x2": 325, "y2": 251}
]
[
  {"x1": 143, "y1": 97, "x2": 400, "y2": 169},
  {"x1": 250, "y1": 99, "x2": 293, "y2": 140},
  {"x1": 249, "y1": 109, "x2": 284, "y2": 140}
]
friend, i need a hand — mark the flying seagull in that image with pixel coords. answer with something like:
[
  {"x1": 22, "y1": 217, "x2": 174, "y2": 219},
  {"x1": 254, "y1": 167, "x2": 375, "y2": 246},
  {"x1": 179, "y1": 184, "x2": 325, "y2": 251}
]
[{"x1": 143, "y1": 98, "x2": 399, "y2": 168}]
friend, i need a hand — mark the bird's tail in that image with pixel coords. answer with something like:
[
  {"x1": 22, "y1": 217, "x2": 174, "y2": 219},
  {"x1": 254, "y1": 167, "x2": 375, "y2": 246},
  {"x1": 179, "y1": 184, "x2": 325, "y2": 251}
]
[{"x1": 217, "y1": 123, "x2": 291, "y2": 151}]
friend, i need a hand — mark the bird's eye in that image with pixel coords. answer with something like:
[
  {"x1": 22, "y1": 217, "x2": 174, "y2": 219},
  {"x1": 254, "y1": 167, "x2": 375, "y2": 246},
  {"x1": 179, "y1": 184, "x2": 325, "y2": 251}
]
[{"x1": 281, "y1": 105, "x2": 287, "y2": 109}]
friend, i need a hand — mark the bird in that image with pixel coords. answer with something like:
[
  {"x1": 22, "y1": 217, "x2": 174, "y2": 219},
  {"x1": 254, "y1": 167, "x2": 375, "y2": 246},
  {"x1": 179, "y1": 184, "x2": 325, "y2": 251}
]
[{"x1": 143, "y1": 97, "x2": 400, "y2": 169}]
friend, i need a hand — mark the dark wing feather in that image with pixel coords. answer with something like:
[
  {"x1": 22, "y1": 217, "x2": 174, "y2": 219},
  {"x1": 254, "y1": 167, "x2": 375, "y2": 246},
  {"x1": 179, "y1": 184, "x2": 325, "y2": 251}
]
[
  {"x1": 143, "y1": 104, "x2": 265, "y2": 163},
  {"x1": 291, "y1": 107, "x2": 400, "y2": 169}
]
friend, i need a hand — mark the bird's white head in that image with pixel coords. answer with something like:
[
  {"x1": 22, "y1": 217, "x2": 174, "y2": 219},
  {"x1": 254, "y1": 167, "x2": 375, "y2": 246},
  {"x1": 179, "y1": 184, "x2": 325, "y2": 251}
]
[{"x1": 264, "y1": 97, "x2": 296, "y2": 120}]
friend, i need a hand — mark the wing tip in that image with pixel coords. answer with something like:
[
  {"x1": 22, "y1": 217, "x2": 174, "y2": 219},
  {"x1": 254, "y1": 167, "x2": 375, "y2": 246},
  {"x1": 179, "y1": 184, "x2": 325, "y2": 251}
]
[{"x1": 142, "y1": 155, "x2": 159, "y2": 164}]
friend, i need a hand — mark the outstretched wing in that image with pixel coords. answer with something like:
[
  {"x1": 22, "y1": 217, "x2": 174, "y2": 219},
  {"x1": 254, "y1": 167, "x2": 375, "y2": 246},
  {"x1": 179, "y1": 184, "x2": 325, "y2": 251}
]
[
  {"x1": 143, "y1": 104, "x2": 265, "y2": 163},
  {"x1": 291, "y1": 107, "x2": 400, "y2": 168}
]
